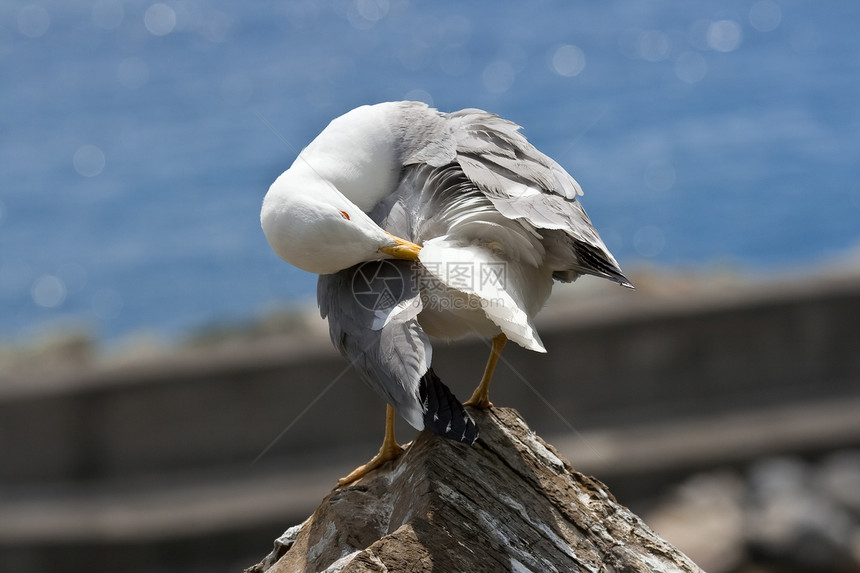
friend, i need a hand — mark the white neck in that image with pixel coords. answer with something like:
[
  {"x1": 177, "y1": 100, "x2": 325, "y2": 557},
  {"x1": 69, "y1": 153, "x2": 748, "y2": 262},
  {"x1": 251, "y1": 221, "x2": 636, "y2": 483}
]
[{"x1": 295, "y1": 103, "x2": 404, "y2": 211}]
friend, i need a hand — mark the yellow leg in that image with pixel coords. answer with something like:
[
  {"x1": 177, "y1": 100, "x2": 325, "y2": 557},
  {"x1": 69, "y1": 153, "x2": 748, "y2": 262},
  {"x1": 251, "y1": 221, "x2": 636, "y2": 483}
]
[
  {"x1": 463, "y1": 333, "x2": 507, "y2": 409},
  {"x1": 338, "y1": 404, "x2": 405, "y2": 486}
]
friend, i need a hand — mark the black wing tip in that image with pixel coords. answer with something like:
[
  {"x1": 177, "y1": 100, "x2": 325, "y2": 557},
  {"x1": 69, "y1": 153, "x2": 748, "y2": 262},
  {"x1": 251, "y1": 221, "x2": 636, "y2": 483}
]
[
  {"x1": 609, "y1": 266, "x2": 635, "y2": 289},
  {"x1": 418, "y1": 368, "x2": 479, "y2": 444},
  {"x1": 607, "y1": 270, "x2": 635, "y2": 289},
  {"x1": 572, "y1": 241, "x2": 634, "y2": 289}
]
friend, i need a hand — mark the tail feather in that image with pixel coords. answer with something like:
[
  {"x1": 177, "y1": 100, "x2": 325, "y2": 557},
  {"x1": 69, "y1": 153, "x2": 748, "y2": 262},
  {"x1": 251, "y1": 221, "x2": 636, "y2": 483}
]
[{"x1": 418, "y1": 368, "x2": 479, "y2": 444}]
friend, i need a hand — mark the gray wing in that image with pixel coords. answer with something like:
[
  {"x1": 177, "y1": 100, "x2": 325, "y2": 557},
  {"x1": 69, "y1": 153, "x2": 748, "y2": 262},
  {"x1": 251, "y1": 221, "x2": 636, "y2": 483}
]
[
  {"x1": 448, "y1": 108, "x2": 632, "y2": 286},
  {"x1": 397, "y1": 102, "x2": 631, "y2": 287},
  {"x1": 317, "y1": 259, "x2": 477, "y2": 443}
]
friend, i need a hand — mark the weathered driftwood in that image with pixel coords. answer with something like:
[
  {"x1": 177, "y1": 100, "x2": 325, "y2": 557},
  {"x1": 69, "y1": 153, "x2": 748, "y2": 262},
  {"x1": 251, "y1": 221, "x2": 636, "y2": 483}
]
[{"x1": 246, "y1": 408, "x2": 703, "y2": 573}]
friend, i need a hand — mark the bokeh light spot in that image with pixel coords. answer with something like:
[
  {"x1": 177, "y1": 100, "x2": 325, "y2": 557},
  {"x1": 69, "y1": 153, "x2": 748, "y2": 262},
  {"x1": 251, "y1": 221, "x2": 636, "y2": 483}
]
[
  {"x1": 403, "y1": 89, "x2": 433, "y2": 106},
  {"x1": 73, "y1": 145, "x2": 106, "y2": 178},
  {"x1": 441, "y1": 15, "x2": 471, "y2": 47},
  {"x1": 196, "y1": 11, "x2": 233, "y2": 44},
  {"x1": 789, "y1": 24, "x2": 821, "y2": 55},
  {"x1": 645, "y1": 160, "x2": 677, "y2": 192},
  {"x1": 92, "y1": 288, "x2": 123, "y2": 320},
  {"x1": 17, "y1": 5, "x2": 51, "y2": 38},
  {"x1": 851, "y1": 186, "x2": 860, "y2": 210},
  {"x1": 689, "y1": 20, "x2": 713, "y2": 51},
  {"x1": 0, "y1": 263, "x2": 33, "y2": 297},
  {"x1": 707, "y1": 20, "x2": 742, "y2": 52},
  {"x1": 221, "y1": 74, "x2": 254, "y2": 105},
  {"x1": 91, "y1": 0, "x2": 124, "y2": 30},
  {"x1": 32, "y1": 275, "x2": 67, "y2": 308},
  {"x1": 347, "y1": 0, "x2": 389, "y2": 30},
  {"x1": 551, "y1": 45, "x2": 586, "y2": 77},
  {"x1": 117, "y1": 57, "x2": 149, "y2": 90},
  {"x1": 675, "y1": 51, "x2": 708, "y2": 84},
  {"x1": 638, "y1": 30, "x2": 671, "y2": 62},
  {"x1": 633, "y1": 226, "x2": 666, "y2": 258},
  {"x1": 398, "y1": 40, "x2": 431, "y2": 71},
  {"x1": 439, "y1": 47, "x2": 470, "y2": 76},
  {"x1": 57, "y1": 263, "x2": 88, "y2": 293},
  {"x1": 482, "y1": 61, "x2": 515, "y2": 93},
  {"x1": 749, "y1": 0, "x2": 782, "y2": 33},
  {"x1": 144, "y1": 3, "x2": 176, "y2": 36}
]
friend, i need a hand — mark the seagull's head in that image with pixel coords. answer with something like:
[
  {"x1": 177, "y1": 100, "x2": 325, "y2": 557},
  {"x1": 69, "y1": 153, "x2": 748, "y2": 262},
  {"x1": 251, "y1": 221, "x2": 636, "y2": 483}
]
[{"x1": 261, "y1": 168, "x2": 420, "y2": 275}]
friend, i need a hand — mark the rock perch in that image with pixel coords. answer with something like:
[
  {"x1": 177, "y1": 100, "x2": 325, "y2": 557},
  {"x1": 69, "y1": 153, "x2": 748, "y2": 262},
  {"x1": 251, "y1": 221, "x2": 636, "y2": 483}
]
[{"x1": 245, "y1": 408, "x2": 703, "y2": 573}]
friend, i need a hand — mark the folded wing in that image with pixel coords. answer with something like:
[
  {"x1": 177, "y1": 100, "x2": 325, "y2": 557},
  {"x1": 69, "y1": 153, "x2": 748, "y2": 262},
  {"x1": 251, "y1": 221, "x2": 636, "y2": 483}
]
[{"x1": 318, "y1": 259, "x2": 478, "y2": 443}]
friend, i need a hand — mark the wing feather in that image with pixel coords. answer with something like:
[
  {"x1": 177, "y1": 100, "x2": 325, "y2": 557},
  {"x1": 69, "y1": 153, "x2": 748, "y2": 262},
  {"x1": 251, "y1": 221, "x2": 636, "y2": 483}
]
[
  {"x1": 442, "y1": 107, "x2": 631, "y2": 287},
  {"x1": 318, "y1": 259, "x2": 477, "y2": 442}
]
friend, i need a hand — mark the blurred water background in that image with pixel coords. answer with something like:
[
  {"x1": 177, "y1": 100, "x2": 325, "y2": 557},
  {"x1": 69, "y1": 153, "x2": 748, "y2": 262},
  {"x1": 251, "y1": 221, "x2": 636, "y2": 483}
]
[{"x1": 1, "y1": 0, "x2": 858, "y2": 346}]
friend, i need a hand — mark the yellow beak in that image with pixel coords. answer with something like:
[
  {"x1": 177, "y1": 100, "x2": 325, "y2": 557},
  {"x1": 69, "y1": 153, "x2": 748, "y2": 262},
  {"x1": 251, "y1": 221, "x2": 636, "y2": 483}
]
[{"x1": 379, "y1": 234, "x2": 422, "y2": 261}]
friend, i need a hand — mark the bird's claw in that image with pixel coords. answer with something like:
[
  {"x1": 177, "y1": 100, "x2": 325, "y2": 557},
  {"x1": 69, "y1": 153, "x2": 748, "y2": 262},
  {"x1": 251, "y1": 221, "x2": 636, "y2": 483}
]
[
  {"x1": 337, "y1": 441, "x2": 405, "y2": 487},
  {"x1": 463, "y1": 396, "x2": 494, "y2": 409}
]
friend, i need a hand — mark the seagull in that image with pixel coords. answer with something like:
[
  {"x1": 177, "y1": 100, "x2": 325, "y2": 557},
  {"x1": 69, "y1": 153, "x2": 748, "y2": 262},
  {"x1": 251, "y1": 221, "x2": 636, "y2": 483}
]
[{"x1": 261, "y1": 101, "x2": 631, "y2": 485}]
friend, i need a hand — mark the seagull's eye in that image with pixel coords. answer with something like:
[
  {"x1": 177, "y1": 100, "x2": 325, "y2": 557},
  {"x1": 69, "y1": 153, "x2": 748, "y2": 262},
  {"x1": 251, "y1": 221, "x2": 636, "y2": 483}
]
[{"x1": 339, "y1": 210, "x2": 350, "y2": 220}]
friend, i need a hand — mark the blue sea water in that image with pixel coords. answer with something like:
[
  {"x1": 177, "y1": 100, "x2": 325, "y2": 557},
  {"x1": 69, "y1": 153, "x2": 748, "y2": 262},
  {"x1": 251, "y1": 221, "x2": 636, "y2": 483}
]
[{"x1": 1, "y1": 0, "x2": 858, "y2": 344}]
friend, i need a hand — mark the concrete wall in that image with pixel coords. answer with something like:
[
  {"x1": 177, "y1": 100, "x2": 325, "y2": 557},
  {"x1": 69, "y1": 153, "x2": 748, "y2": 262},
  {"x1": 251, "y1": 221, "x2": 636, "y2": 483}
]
[{"x1": 2, "y1": 274, "x2": 858, "y2": 486}]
